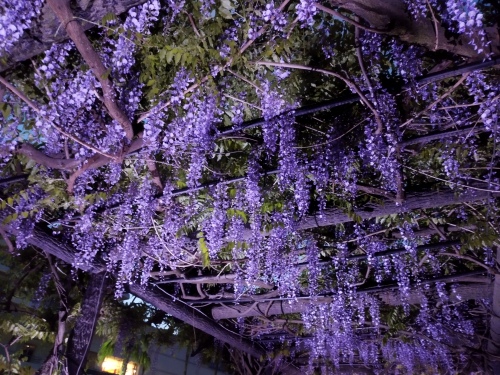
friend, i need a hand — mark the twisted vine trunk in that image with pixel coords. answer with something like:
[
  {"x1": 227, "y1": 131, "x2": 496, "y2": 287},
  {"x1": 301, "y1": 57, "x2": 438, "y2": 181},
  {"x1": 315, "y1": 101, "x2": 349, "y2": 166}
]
[
  {"x1": 33, "y1": 272, "x2": 107, "y2": 375},
  {"x1": 66, "y1": 272, "x2": 108, "y2": 375},
  {"x1": 488, "y1": 249, "x2": 500, "y2": 374}
]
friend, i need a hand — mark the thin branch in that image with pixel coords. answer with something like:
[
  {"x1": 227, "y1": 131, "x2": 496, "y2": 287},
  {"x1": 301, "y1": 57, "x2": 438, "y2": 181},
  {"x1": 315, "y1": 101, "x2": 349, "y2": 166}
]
[
  {"x1": 253, "y1": 60, "x2": 384, "y2": 132},
  {"x1": 73, "y1": 17, "x2": 135, "y2": 43},
  {"x1": 401, "y1": 73, "x2": 470, "y2": 128},
  {"x1": 400, "y1": 124, "x2": 484, "y2": 147},
  {"x1": 224, "y1": 93, "x2": 263, "y2": 110},
  {"x1": 427, "y1": 216, "x2": 461, "y2": 254},
  {"x1": 186, "y1": 12, "x2": 202, "y2": 38},
  {"x1": 66, "y1": 137, "x2": 143, "y2": 193},
  {"x1": 138, "y1": 0, "x2": 291, "y2": 123},
  {"x1": 354, "y1": 22, "x2": 376, "y2": 104},
  {"x1": 402, "y1": 165, "x2": 500, "y2": 193},
  {"x1": 46, "y1": 254, "x2": 69, "y2": 312},
  {"x1": 353, "y1": 19, "x2": 384, "y2": 135},
  {"x1": 227, "y1": 69, "x2": 263, "y2": 93},
  {"x1": 155, "y1": 274, "x2": 273, "y2": 289},
  {"x1": 438, "y1": 252, "x2": 498, "y2": 275},
  {"x1": 294, "y1": 118, "x2": 367, "y2": 149},
  {"x1": 47, "y1": 0, "x2": 134, "y2": 140},
  {"x1": 426, "y1": 0, "x2": 440, "y2": 51},
  {"x1": 357, "y1": 184, "x2": 397, "y2": 201},
  {"x1": 0, "y1": 76, "x2": 117, "y2": 159}
]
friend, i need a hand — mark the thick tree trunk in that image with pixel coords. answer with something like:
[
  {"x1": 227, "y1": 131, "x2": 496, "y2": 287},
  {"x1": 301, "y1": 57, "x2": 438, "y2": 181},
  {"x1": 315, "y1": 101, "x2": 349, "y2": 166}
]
[
  {"x1": 0, "y1": 0, "x2": 147, "y2": 72},
  {"x1": 296, "y1": 188, "x2": 500, "y2": 233},
  {"x1": 328, "y1": 0, "x2": 499, "y2": 57},
  {"x1": 128, "y1": 283, "x2": 265, "y2": 358},
  {"x1": 66, "y1": 272, "x2": 108, "y2": 375},
  {"x1": 6, "y1": 226, "x2": 267, "y2": 359},
  {"x1": 488, "y1": 249, "x2": 500, "y2": 374},
  {"x1": 35, "y1": 308, "x2": 67, "y2": 375},
  {"x1": 238, "y1": 187, "x2": 500, "y2": 240}
]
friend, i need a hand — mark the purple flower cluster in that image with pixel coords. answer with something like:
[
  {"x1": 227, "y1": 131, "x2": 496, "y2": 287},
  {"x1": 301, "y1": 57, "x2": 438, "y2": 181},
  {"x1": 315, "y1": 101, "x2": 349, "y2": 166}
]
[
  {"x1": 332, "y1": 151, "x2": 358, "y2": 197},
  {"x1": 9, "y1": 187, "x2": 44, "y2": 250},
  {"x1": 162, "y1": 87, "x2": 221, "y2": 186},
  {"x1": 31, "y1": 270, "x2": 52, "y2": 309},
  {"x1": 199, "y1": 0, "x2": 216, "y2": 18},
  {"x1": 391, "y1": 40, "x2": 423, "y2": 85},
  {"x1": 35, "y1": 42, "x2": 74, "y2": 83},
  {"x1": 403, "y1": 0, "x2": 486, "y2": 52},
  {"x1": 169, "y1": 68, "x2": 195, "y2": 106},
  {"x1": 446, "y1": 0, "x2": 484, "y2": 33},
  {"x1": 226, "y1": 186, "x2": 246, "y2": 246},
  {"x1": 203, "y1": 185, "x2": 228, "y2": 259},
  {"x1": 143, "y1": 107, "x2": 165, "y2": 153},
  {"x1": 0, "y1": 0, "x2": 43, "y2": 56},
  {"x1": 112, "y1": 0, "x2": 160, "y2": 77},
  {"x1": 359, "y1": 92, "x2": 401, "y2": 192},
  {"x1": 305, "y1": 240, "x2": 321, "y2": 296},
  {"x1": 467, "y1": 72, "x2": 499, "y2": 132},
  {"x1": 164, "y1": 0, "x2": 186, "y2": 21},
  {"x1": 360, "y1": 120, "x2": 398, "y2": 192},
  {"x1": 296, "y1": 0, "x2": 317, "y2": 27},
  {"x1": 259, "y1": 80, "x2": 286, "y2": 154},
  {"x1": 72, "y1": 205, "x2": 108, "y2": 270},
  {"x1": 446, "y1": 0, "x2": 487, "y2": 53},
  {"x1": 245, "y1": 155, "x2": 261, "y2": 210},
  {"x1": 276, "y1": 112, "x2": 310, "y2": 215},
  {"x1": 262, "y1": 3, "x2": 287, "y2": 32},
  {"x1": 217, "y1": 26, "x2": 239, "y2": 59},
  {"x1": 403, "y1": 0, "x2": 440, "y2": 19},
  {"x1": 264, "y1": 225, "x2": 301, "y2": 297},
  {"x1": 441, "y1": 143, "x2": 464, "y2": 185},
  {"x1": 258, "y1": 80, "x2": 310, "y2": 214},
  {"x1": 134, "y1": 178, "x2": 156, "y2": 235}
]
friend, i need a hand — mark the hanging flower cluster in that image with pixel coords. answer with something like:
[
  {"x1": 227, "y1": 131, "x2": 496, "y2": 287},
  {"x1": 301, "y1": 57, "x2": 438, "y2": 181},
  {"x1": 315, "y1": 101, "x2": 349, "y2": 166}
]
[
  {"x1": 0, "y1": 0, "x2": 43, "y2": 56},
  {"x1": 295, "y1": 0, "x2": 317, "y2": 26}
]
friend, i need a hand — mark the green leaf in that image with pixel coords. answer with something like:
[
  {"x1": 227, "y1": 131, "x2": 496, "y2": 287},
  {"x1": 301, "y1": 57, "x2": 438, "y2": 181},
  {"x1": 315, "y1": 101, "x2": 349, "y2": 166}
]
[
  {"x1": 101, "y1": 12, "x2": 118, "y2": 25},
  {"x1": 198, "y1": 237, "x2": 211, "y2": 267},
  {"x1": 174, "y1": 50, "x2": 182, "y2": 65}
]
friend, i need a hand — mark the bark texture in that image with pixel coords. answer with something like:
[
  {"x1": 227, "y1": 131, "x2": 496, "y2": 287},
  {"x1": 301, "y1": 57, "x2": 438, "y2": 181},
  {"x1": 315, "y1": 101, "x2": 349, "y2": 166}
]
[
  {"x1": 212, "y1": 278, "x2": 492, "y2": 320},
  {"x1": 129, "y1": 283, "x2": 265, "y2": 358},
  {"x1": 488, "y1": 249, "x2": 500, "y2": 374},
  {"x1": 296, "y1": 188, "x2": 500, "y2": 232},
  {"x1": 238, "y1": 188, "x2": 500, "y2": 240},
  {"x1": 0, "y1": 0, "x2": 147, "y2": 72},
  {"x1": 27, "y1": 226, "x2": 107, "y2": 273},
  {"x1": 329, "y1": 0, "x2": 499, "y2": 57},
  {"x1": 66, "y1": 272, "x2": 108, "y2": 375}
]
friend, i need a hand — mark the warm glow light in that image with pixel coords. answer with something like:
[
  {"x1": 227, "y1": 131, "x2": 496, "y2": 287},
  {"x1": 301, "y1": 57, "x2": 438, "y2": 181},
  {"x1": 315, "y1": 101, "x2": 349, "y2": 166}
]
[{"x1": 101, "y1": 356, "x2": 138, "y2": 375}]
